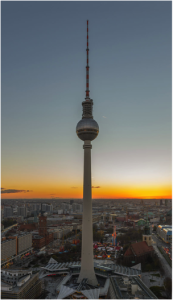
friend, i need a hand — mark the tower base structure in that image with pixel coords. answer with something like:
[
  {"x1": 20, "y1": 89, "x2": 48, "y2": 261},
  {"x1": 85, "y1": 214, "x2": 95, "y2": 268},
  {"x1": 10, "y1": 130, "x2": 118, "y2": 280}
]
[{"x1": 77, "y1": 140, "x2": 98, "y2": 286}]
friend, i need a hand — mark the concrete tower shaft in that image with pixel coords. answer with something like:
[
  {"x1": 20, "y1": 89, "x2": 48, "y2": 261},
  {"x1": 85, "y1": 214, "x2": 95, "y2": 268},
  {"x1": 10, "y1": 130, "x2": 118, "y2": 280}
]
[{"x1": 77, "y1": 140, "x2": 98, "y2": 286}]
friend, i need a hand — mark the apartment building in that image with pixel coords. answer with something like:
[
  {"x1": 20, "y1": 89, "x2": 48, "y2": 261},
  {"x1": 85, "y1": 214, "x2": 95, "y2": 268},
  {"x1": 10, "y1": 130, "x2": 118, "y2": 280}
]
[
  {"x1": 17, "y1": 233, "x2": 32, "y2": 254},
  {"x1": 1, "y1": 239, "x2": 17, "y2": 262}
]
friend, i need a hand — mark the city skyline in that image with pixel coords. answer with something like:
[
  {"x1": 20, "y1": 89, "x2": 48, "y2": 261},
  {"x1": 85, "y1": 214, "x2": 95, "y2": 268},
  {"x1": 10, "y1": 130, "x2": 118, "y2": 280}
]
[{"x1": 2, "y1": 2, "x2": 172, "y2": 200}]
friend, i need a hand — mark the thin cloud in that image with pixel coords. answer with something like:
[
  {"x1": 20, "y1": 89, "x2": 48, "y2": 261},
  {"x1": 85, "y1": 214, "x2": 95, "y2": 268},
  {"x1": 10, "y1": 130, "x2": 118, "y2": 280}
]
[
  {"x1": 92, "y1": 186, "x2": 101, "y2": 188},
  {"x1": 1, "y1": 188, "x2": 32, "y2": 194},
  {"x1": 103, "y1": 116, "x2": 106, "y2": 118}
]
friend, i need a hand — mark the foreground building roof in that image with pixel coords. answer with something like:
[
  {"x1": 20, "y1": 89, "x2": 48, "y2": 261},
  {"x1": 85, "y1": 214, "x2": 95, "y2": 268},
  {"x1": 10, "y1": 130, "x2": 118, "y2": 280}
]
[
  {"x1": 40, "y1": 257, "x2": 141, "y2": 278},
  {"x1": 1, "y1": 269, "x2": 41, "y2": 299},
  {"x1": 109, "y1": 276, "x2": 157, "y2": 299},
  {"x1": 57, "y1": 283, "x2": 100, "y2": 299}
]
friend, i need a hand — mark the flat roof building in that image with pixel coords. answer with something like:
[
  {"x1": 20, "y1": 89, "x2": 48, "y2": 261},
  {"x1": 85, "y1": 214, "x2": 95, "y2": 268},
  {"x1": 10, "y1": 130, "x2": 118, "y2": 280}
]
[
  {"x1": 157, "y1": 225, "x2": 172, "y2": 243},
  {"x1": 1, "y1": 269, "x2": 42, "y2": 299}
]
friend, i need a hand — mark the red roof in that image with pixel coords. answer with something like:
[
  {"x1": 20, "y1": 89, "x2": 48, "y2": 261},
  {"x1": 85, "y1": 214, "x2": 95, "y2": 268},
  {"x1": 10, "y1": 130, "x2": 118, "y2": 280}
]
[
  {"x1": 124, "y1": 241, "x2": 154, "y2": 257},
  {"x1": 124, "y1": 247, "x2": 133, "y2": 257},
  {"x1": 116, "y1": 217, "x2": 126, "y2": 222}
]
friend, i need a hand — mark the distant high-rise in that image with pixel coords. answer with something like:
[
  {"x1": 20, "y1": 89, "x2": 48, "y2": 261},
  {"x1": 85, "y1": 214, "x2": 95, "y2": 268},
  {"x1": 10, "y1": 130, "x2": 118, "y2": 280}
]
[
  {"x1": 62, "y1": 202, "x2": 71, "y2": 211},
  {"x1": 32, "y1": 203, "x2": 41, "y2": 212},
  {"x1": 72, "y1": 203, "x2": 83, "y2": 212},
  {"x1": 17, "y1": 206, "x2": 27, "y2": 217},
  {"x1": 4, "y1": 206, "x2": 13, "y2": 218},
  {"x1": 42, "y1": 203, "x2": 53, "y2": 213},
  {"x1": 76, "y1": 20, "x2": 99, "y2": 286}
]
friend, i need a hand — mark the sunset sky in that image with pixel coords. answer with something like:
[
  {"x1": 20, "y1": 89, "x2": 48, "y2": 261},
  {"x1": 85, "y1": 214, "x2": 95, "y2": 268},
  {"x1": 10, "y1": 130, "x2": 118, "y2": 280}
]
[{"x1": 1, "y1": 2, "x2": 172, "y2": 200}]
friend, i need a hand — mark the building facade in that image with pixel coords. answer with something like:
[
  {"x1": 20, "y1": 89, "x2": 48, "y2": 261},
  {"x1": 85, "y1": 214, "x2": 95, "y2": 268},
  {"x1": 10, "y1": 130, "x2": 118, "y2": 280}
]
[
  {"x1": 32, "y1": 215, "x2": 54, "y2": 249},
  {"x1": 166, "y1": 210, "x2": 172, "y2": 224},
  {"x1": 142, "y1": 217, "x2": 152, "y2": 246},
  {"x1": 157, "y1": 225, "x2": 172, "y2": 243},
  {"x1": 17, "y1": 233, "x2": 32, "y2": 254},
  {"x1": 1, "y1": 269, "x2": 42, "y2": 299},
  {"x1": 0, "y1": 209, "x2": 3, "y2": 223},
  {"x1": 1, "y1": 239, "x2": 17, "y2": 262}
]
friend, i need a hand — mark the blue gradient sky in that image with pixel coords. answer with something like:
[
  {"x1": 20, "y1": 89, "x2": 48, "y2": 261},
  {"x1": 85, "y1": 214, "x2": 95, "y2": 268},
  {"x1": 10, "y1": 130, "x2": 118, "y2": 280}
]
[{"x1": 1, "y1": 1, "x2": 172, "y2": 199}]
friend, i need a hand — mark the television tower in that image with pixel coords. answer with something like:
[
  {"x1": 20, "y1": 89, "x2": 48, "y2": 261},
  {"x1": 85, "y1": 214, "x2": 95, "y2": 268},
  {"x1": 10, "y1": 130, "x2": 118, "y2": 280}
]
[{"x1": 76, "y1": 20, "x2": 99, "y2": 286}]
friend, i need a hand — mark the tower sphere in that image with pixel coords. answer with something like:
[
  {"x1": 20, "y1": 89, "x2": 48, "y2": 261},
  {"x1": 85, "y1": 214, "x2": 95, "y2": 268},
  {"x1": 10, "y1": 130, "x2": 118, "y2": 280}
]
[{"x1": 76, "y1": 118, "x2": 99, "y2": 141}]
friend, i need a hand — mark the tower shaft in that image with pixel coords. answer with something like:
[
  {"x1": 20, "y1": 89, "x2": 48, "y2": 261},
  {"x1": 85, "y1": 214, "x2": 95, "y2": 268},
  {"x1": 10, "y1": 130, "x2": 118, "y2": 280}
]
[{"x1": 77, "y1": 140, "x2": 98, "y2": 286}]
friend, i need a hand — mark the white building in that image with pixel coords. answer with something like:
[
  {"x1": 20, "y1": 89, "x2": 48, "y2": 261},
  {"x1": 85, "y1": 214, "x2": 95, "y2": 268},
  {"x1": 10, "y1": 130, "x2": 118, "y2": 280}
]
[
  {"x1": 157, "y1": 225, "x2": 172, "y2": 243},
  {"x1": 48, "y1": 227, "x2": 73, "y2": 239}
]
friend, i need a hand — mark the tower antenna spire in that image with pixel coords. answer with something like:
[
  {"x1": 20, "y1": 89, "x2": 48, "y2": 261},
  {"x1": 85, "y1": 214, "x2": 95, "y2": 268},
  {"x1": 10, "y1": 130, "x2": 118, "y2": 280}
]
[{"x1": 86, "y1": 20, "x2": 90, "y2": 99}]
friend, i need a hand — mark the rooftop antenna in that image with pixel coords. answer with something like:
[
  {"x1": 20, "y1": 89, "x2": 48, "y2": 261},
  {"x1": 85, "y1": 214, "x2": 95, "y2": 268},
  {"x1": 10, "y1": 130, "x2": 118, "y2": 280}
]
[{"x1": 86, "y1": 20, "x2": 90, "y2": 100}]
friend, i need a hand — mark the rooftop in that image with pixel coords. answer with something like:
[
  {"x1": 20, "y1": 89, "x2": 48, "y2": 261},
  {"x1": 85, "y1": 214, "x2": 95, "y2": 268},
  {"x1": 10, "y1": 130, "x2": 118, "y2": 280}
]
[
  {"x1": 1, "y1": 269, "x2": 36, "y2": 293},
  {"x1": 41, "y1": 258, "x2": 141, "y2": 277},
  {"x1": 57, "y1": 275, "x2": 109, "y2": 299},
  {"x1": 124, "y1": 241, "x2": 154, "y2": 257},
  {"x1": 111, "y1": 276, "x2": 157, "y2": 299}
]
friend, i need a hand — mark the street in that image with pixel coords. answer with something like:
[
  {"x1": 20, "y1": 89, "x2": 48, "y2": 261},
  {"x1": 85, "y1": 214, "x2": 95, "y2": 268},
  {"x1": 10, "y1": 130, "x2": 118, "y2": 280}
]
[{"x1": 152, "y1": 234, "x2": 172, "y2": 279}]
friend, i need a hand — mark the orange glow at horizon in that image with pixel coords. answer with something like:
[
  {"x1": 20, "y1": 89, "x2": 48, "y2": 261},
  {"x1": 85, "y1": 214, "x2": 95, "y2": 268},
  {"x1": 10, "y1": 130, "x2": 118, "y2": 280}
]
[{"x1": 1, "y1": 183, "x2": 172, "y2": 200}]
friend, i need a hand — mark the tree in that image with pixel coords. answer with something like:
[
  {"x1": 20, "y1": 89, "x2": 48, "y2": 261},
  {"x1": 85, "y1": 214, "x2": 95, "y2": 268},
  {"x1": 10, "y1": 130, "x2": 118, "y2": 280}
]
[
  {"x1": 153, "y1": 225, "x2": 157, "y2": 231},
  {"x1": 106, "y1": 227, "x2": 114, "y2": 234},
  {"x1": 164, "y1": 277, "x2": 172, "y2": 298},
  {"x1": 93, "y1": 224, "x2": 98, "y2": 232},
  {"x1": 2, "y1": 219, "x2": 17, "y2": 228},
  {"x1": 100, "y1": 223, "x2": 104, "y2": 231},
  {"x1": 64, "y1": 241, "x2": 71, "y2": 251}
]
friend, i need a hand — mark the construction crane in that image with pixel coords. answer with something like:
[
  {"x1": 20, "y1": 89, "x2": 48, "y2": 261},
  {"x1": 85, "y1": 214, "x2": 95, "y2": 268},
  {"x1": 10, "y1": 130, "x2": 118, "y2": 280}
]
[{"x1": 112, "y1": 223, "x2": 117, "y2": 247}]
